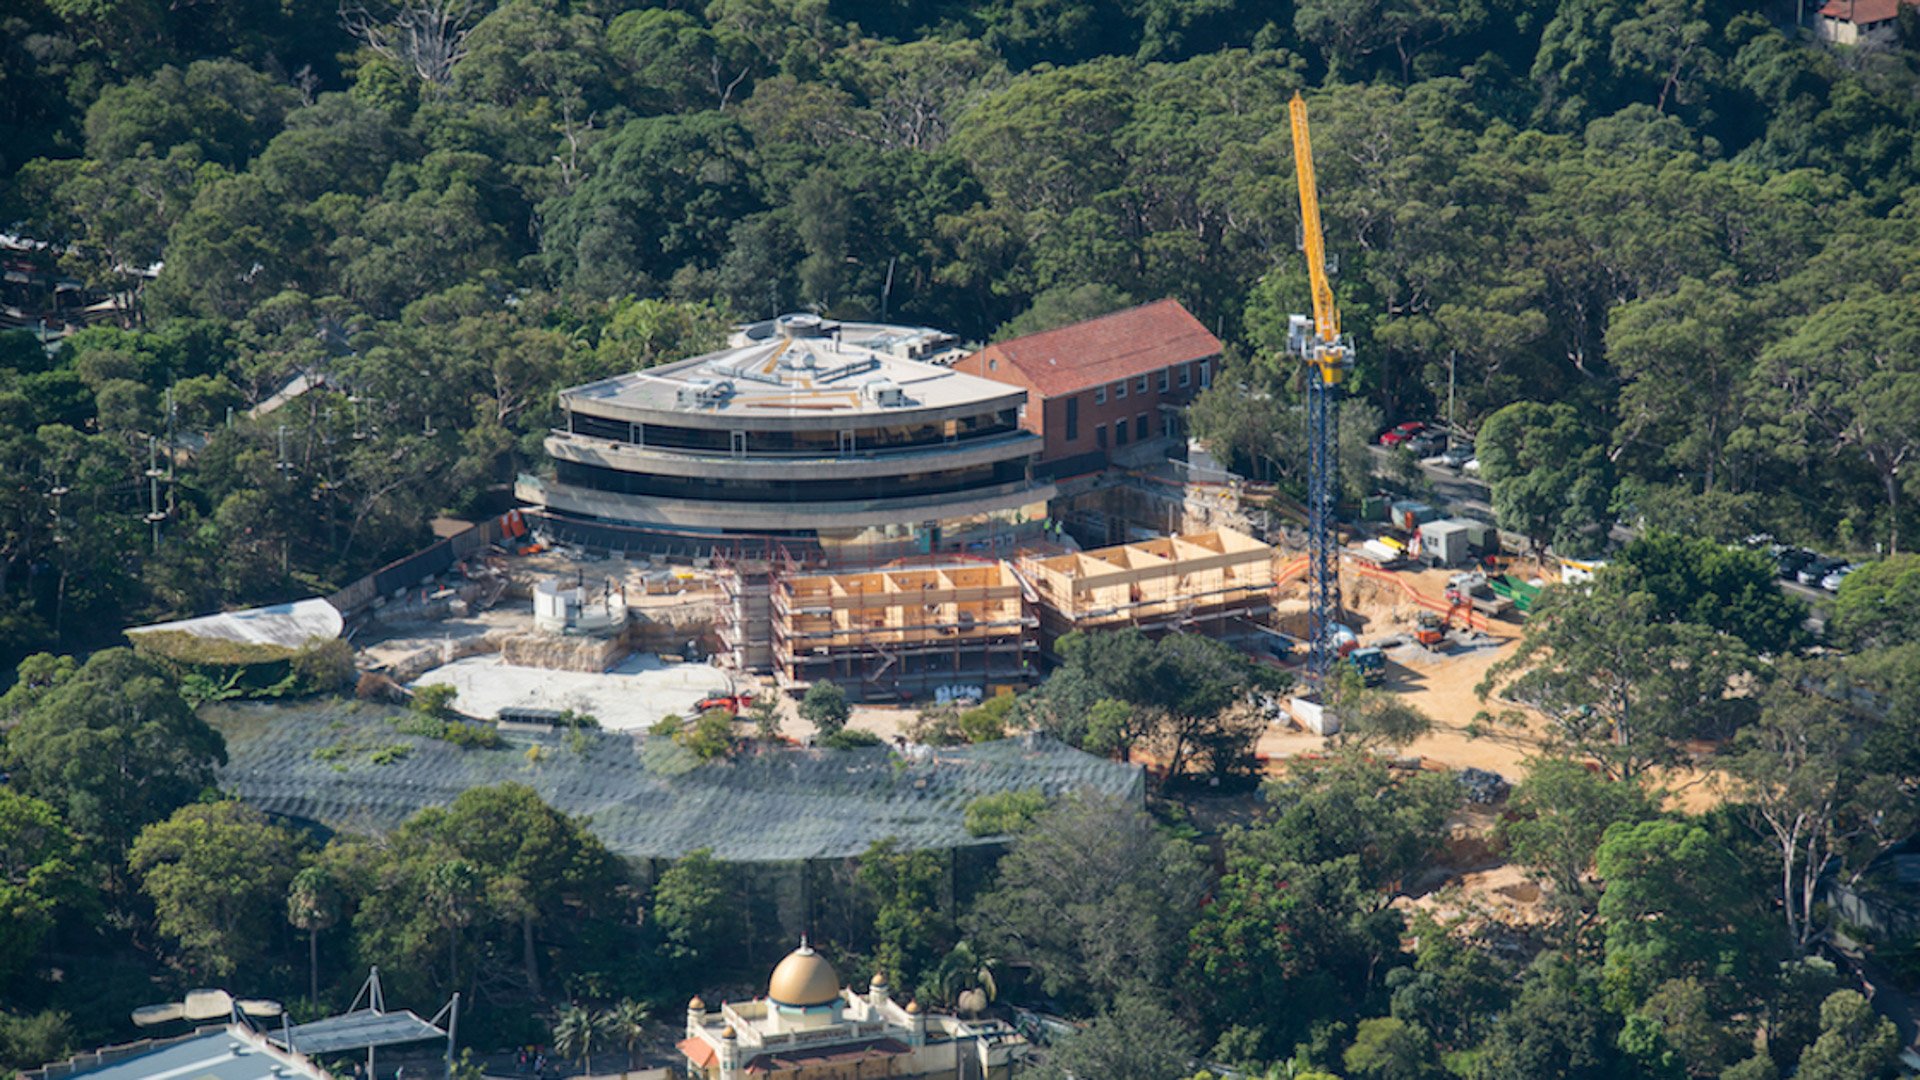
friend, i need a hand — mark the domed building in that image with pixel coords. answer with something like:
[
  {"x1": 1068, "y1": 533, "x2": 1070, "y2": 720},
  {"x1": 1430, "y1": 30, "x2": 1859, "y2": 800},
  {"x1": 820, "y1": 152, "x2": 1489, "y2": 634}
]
[{"x1": 680, "y1": 940, "x2": 1027, "y2": 1079}]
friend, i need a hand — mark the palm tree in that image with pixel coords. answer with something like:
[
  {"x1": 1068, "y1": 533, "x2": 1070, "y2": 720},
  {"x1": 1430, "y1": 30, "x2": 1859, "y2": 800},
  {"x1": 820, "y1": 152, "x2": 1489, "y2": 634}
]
[
  {"x1": 551, "y1": 1004, "x2": 609, "y2": 1077},
  {"x1": 935, "y1": 941, "x2": 999, "y2": 1015},
  {"x1": 601, "y1": 1000, "x2": 651, "y2": 1077},
  {"x1": 426, "y1": 857, "x2": 482, "y2": 989},
  {"x1": 286, "y1": 866, "x2": 341, "y2": 1005}
]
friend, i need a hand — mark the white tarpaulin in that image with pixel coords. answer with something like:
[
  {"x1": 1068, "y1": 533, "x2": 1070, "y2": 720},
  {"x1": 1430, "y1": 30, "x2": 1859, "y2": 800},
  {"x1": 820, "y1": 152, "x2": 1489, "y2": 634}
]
[{"x1": 126, "y1": 598, "x2": 343, "y2": 648}]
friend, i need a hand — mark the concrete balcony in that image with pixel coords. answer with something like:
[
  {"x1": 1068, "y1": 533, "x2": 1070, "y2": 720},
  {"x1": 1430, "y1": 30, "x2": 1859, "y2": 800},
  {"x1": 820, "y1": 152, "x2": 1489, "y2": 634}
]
[
  {"x1": 517, "y1": 473, "x2": 1057, "y2": 533},
  {"x1": 544, "y1": 429, "x2": 1043, "y2": 481}
]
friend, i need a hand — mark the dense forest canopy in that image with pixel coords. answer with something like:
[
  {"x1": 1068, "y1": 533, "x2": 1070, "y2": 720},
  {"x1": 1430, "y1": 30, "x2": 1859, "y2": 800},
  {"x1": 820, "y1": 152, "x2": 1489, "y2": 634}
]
[
  {"x1": 5, "y1": 0, "x2": 1920, "y2": 663},
  {"x1": 11, "y1": 7, "x2": 1920, "y2": 1076}
]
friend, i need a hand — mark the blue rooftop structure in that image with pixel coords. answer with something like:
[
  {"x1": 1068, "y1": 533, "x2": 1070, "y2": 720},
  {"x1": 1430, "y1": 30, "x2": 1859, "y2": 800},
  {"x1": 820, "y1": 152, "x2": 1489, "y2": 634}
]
[{"x1": 25, "y1": 1027, "x2": 329, "y2": 1080}]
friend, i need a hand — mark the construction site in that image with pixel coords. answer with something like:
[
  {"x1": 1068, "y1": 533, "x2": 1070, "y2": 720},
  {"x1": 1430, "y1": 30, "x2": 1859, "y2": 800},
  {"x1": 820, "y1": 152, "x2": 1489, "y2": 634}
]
[
  {"x1": 700, "y1": 523, "x2": 1291, "y2": 703},
  {"x1": 210, "y1": 90, "x2": 1551, "y2": 780},
  {"x1": 768, "y1": 562, "x2": 1039, "y2": 701}
]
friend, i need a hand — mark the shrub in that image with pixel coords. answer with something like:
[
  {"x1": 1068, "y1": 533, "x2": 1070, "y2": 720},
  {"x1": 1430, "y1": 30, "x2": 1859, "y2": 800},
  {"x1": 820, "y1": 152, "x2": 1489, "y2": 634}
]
[
  {"x1": 800, "y1": 680, "x2": 851, "y2": 736},
  {"x1": 824, "y1": 728, "x2": 883, "y2": 750},
  {"x1": 964, "y1": 790, "x2": 1049, "y2": 836}
]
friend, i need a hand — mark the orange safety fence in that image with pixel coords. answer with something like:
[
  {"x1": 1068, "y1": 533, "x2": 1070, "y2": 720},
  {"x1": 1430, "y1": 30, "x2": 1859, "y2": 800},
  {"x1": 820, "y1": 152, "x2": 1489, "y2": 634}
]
[{"x1": 1349, "y1": 561, "x2": 1485, "y2": 631}]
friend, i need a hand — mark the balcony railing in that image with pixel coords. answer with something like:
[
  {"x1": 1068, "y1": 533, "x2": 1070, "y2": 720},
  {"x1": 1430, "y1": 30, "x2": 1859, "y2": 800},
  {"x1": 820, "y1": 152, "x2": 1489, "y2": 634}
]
[{"x1": 550, "y1": 428, "x2": 1036, "y2": 463}]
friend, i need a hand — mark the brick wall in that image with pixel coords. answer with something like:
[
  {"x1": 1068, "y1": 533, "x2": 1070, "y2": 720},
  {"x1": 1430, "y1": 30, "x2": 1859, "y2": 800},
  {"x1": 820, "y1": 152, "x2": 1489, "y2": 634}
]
[{"x1": 1029, "y1": 359, "x2": 1210, "y2": 462}]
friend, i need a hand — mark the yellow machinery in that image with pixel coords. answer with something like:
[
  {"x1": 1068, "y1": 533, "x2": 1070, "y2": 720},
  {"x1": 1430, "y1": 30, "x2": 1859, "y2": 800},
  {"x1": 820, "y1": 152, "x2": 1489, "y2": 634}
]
[{"x1": 1286, "y1": 91, "x2": 1354, "y2": 684}]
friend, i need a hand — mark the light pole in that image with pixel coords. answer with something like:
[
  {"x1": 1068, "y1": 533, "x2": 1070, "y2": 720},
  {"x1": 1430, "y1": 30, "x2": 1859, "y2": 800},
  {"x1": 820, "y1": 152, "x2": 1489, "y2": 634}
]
[{"x1": 1447, "y1": 349, "x2": 1457, "y2": 449}]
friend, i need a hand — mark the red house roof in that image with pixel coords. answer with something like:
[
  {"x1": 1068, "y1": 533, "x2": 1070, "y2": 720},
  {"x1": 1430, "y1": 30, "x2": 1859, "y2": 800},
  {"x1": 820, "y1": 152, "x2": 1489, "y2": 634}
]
[
  {"x1": 968, "y1": 299, "x2": 1221, "y2": 400},
  {"x1": 678, "y1": 1037, "x2": 716, "y2": 1070},
  {"x1": 1820, "y1": 0, "x2": 1907, "y2": 21}
]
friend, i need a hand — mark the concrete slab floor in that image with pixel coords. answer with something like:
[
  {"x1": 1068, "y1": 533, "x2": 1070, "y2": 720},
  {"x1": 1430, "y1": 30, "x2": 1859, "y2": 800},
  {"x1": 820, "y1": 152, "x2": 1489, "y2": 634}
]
[{"x1": 409, "y1": 652, "x2": 737, "y2": 731}]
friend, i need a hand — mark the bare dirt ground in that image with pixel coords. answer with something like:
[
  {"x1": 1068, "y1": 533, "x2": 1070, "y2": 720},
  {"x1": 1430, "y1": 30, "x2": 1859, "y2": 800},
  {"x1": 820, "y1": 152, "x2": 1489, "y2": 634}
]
[
  {"x1": 1261, "y1": 564, "x2": 1551, "y2": 782},
  {"x1": 354, "y1": 605, "x2": 527, "y2": 653}
]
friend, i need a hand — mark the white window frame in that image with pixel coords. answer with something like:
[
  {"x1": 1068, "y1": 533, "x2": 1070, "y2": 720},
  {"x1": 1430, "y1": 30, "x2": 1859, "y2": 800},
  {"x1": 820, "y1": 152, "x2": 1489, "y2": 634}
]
[
  {"x1": 1115, "y1": 380, "x2": 1127, "y2": 400},
  {"x1": 1179, "y1": 364, "x2": 1192, "y2": 388},
  {"x1": 1095, "y1": 385, "x2": 1107, "y2": 405},
  {"x1": 1158, "y1": 369, "x2": 1170, "y2": 393},
  {"x1": 1199, "y1": 361, "x2": 1212, "y2": 388}
]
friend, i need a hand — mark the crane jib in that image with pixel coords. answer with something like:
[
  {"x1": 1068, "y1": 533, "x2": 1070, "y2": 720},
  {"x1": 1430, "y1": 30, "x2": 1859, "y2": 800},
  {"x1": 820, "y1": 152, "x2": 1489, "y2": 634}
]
[{"x1": 1289, "y1": 93, "x2": 1342, "y2": 353}]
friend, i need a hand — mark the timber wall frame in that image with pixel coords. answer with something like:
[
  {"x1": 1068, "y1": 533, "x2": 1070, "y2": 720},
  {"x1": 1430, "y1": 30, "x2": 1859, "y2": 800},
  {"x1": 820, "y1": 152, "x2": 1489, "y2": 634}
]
[
  {"x1": 771, "y1": 562, "x2": 1040, "y2": 701},
  {"x1": 1018, "y1": 527, "x2": 1277, "y2": 643}
]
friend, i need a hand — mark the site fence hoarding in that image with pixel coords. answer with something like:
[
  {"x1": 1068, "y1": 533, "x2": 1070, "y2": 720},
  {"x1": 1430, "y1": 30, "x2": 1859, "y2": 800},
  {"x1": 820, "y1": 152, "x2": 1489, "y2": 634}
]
[{"x1": 327, "y1": 516, "x2": 505, "y2": 616}]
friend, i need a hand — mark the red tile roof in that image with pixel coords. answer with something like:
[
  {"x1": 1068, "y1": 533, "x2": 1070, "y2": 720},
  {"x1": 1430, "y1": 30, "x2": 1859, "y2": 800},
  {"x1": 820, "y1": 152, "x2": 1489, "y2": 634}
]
[
  {"x1": 968, "y1": 299, "x2": 1221, "y2": 399},
  {"x1": 677, "y1": 1037, "x2": 716, "y2": 1070},
  {"x1": 1820, "y1": 0, "x2": 1907, "y2": 21}
]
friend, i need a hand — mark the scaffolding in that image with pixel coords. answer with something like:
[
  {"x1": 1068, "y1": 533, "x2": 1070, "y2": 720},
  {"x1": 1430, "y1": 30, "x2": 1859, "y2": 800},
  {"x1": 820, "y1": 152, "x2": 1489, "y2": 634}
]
[
  {"x1": 1019, "y1": 526, "x2": 1278, "y2": 649},
  {"x1": 772, "y1": 561, "x2": 1040, "y2": 702},
  {"x1": 714, "y1": 549, "x2": 778, "y2": 674}
]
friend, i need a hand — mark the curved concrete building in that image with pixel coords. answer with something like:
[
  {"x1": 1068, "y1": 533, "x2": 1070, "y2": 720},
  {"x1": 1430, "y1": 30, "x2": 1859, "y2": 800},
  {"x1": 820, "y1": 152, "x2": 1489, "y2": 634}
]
[{"x1": 520, "y1": 315, "x2": 1055, "y2": 548}]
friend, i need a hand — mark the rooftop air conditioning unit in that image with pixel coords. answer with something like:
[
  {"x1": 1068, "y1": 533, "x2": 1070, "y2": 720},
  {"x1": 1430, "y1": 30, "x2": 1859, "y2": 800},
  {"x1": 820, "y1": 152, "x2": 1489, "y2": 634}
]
[
  {"x1": 676, "y1": 378, "x2": 734, "y2": 408},
  {"x1": 862, "y1": 378, "x2": 906, "y2": 407}
]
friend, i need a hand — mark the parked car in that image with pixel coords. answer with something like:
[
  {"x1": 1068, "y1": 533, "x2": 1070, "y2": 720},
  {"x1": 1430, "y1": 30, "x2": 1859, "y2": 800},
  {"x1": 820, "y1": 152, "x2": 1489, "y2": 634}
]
[
  {"x1": 1438, "y1": 442, "x2": 1476, "y2": 469},
  {"x1": 1461, "y1": 457, "x2": 1481, "y2": 473},
  {"x1": 1798, "y1": 557, "x2": 1845, "y2": 586},
  {"x1": 1378, "y1": 421, "x2": 1429, "y2": 447},
  {"x1": 1775, "y1": 548, "x2": 1814, "y2": 580},
  {"x1": 1408, "y1": 431, "x2": 1449, "y2": 457},
  {"x1": 1822, "y1": 565, "x2": 1856, "y2": 592}
]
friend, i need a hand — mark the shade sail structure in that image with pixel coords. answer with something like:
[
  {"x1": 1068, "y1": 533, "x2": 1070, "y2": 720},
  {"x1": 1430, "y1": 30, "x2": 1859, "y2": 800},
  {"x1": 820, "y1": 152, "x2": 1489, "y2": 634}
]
[
  {"x1": 210, "y1": 700, "x2": 1144, "y2": 862},
  {"x1": 265, "y1": 1010, "x2": 445, "y2": 1056}
]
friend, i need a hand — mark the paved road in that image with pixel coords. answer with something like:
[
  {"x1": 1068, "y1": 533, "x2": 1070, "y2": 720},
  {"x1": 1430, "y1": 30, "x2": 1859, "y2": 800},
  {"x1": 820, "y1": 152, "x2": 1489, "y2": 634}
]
[{"x1": 1363, "y1": 445, "x2": 1493, "y2": 518}]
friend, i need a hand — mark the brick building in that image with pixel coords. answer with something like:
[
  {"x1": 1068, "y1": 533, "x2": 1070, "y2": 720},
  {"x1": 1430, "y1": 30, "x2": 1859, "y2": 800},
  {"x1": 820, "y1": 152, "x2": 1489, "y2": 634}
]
[{"x1": 952, "y1": 299, "x2": 1222, "y2": 475}]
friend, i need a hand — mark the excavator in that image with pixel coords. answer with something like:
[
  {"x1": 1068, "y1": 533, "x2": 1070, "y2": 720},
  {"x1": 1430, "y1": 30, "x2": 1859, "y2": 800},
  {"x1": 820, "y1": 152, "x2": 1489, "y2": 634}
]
[
  {"x1": 695, "y1": 690, "x2": 757, "y2": 715},
  {"x1": 1414, "y1": 609, "x2": 1449, "y2": 651}
]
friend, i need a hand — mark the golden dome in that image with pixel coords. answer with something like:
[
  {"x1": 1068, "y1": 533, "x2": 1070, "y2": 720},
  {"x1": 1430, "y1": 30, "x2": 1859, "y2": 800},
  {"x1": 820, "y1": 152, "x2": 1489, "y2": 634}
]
[
  {"x1": 769, "y1": 943, "x2": 841, "y2": 1007},
  {"x1": 689, "y1": 996, "x2": 705, "y2": 1010},
  {"x1": 721, "y1": 1026, "x2": 736, "y2": 1040},
  {"x1": 905, "y1": 1000, "x2": 921, "y2": 1015},
  {"x1": 870, "y1": 971, "x2": 888, "y2": 986}
]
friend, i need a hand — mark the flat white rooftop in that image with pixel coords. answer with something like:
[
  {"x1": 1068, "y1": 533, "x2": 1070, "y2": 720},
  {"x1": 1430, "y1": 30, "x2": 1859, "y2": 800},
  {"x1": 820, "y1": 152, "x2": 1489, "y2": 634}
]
[{"x1": 563, "y1": 314, "x2": 1016, "y2": 420}]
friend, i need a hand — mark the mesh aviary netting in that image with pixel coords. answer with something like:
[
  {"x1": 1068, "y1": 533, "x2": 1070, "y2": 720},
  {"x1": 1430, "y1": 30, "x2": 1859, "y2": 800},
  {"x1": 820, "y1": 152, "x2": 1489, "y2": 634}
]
[{"x1": 208, "y1": 701, "x2": 1143, "y2": 862}]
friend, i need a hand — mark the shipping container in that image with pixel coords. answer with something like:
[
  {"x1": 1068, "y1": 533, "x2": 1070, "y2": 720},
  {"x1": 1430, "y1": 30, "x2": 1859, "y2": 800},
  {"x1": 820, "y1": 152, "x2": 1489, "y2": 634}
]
[{"x1": 1390, "y1": 500, "x2": 1438, "y2": 532}]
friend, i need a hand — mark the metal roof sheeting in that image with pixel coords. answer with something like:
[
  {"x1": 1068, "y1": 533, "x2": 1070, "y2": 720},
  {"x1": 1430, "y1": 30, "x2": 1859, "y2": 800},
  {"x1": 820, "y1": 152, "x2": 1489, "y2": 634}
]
[
  {"x1": 267, "y1": 1011, "x2": 445, "y2": 1055},
  {"x1": 33, "y1": 1028, "x2": 327, "y2": 1080}
]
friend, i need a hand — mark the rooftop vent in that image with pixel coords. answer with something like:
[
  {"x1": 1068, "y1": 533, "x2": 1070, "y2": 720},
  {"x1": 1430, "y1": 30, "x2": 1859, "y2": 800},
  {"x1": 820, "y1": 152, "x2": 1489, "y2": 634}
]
[{"x1": 776, "y1": 313, "x2": 832, "y2": 339}]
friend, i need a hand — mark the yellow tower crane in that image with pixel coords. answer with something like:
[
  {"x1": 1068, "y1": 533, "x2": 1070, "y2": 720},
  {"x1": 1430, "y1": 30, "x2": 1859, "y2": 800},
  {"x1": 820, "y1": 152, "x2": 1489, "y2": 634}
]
[{"x1": 1286, "y1": 91, "x2": 1353, "y2": 684}]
